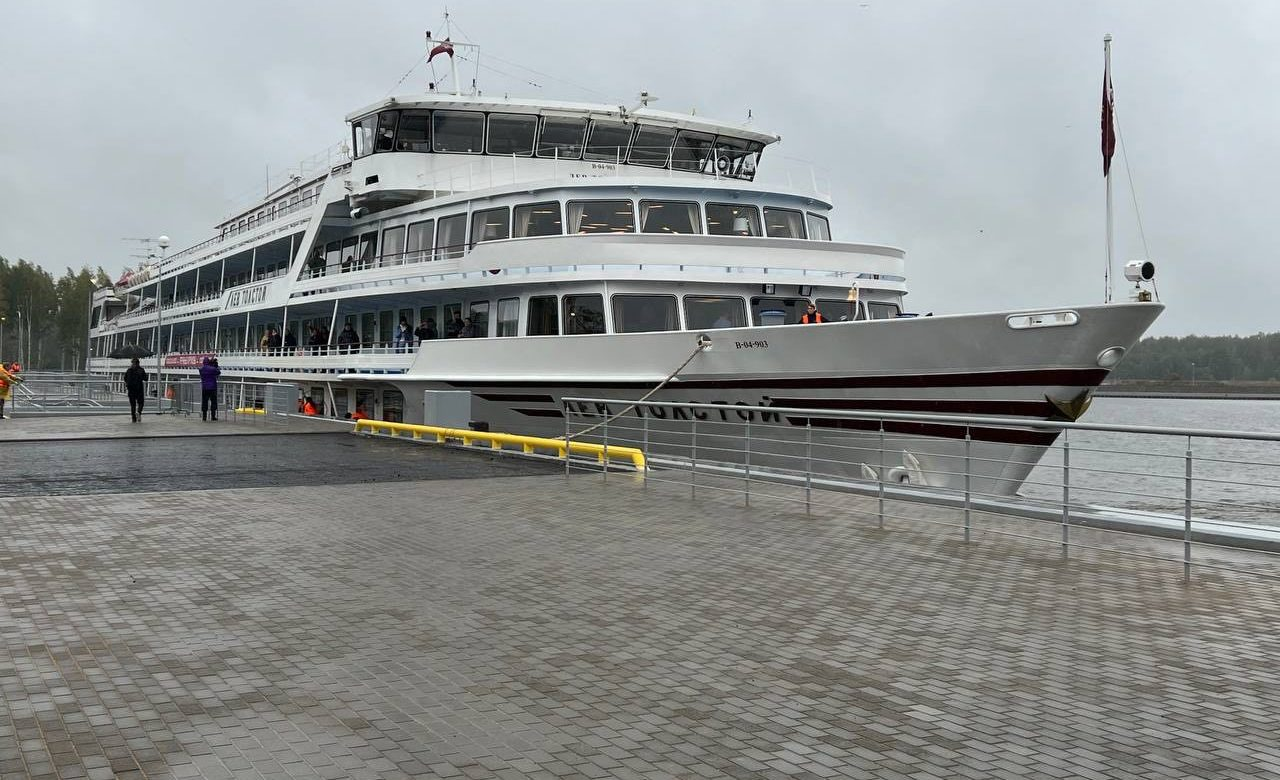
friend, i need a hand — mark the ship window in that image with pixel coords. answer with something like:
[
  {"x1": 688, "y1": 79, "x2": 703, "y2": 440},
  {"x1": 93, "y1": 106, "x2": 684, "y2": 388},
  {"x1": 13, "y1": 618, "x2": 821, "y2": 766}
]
[
  {"x1": 706, "y1": 203, "x2": 762, "y2": 236},
  {"x1": 397, "y1": 110, "x2": 432, "y2": 152},
  {"x1": 640, "y1": 200, "x2": 700, "y2": 234},
  {"x1": 868, "y1": 301, "x2": 901, "y2": 320},
  {"x1": 684, "y1": 296, "x2": 747, "y2": 329},
  {"x1": 527, "y1": 295, "x2": 558, "y2": 336},
  {"x1": 487, "y1": 113, "x2": 537, "y2": 156},
  {"x1": 749, "y1": 297, "x2": 805, "y2": 325},
  {"x1": 712, "y1": 136, "x2": 762, "y2": 180},
  {"x1": 357, "y1": 231, "x2": 377, "y2": 269},
  {"x1": 536, "y1": 117, "x2": 588, "y2": 159},
  {"x1": 341, "y1": 236, "x2": 358, "y2": 270},
  {"x1": 584, "y1": 120, "x2": 633, "y2": 161},
  {"x1": 470, "y1": 207, "x2": 510, "y2": 246},
  {"x1": 433, "y1": 110, "x2": 484, "y2": 153},
  {"x1": 672, "y1": 130, "x2": 715, "y2": 172},
  {"x1": 375, "y1": 111, "x2": 399, "y2": 152},
  {"x1": 406, "y1": 219, "x2": 434, "y2": 262},
  {"x1": 443, "y1": 303, "x2": 462, "y2": 337},
  {"x1": 436, "y1": 214, "x2": 466, "y2": 258},
  {"x1": 764, "y1": 207, "x2": 807, "y2": 239},
  {"x1": 629, "y1": 125, "x2": 675, "y2": 167},
  {"x1": 418, "y1": 306, "x2": 439, "y2": 337},
  {"x1": 325, "y1": 240, "x2": 341, "y2": 273},
  {"x1": 513, "y1": 202, "x2": 562, "y2": 237},
  {"x1": 352, "y1": 116, "x2": 375, "y2": 158},
  {"x1": 497, "y1": 297, "x2": 519, "y2": 337},
  {"x1": 807, "y1": 213, "x2": 832, "y2": 241},
  {"x1": 468, "y1": 301, "x2": 489, "y2": 337},
  {"x1": 381, "y1": 226, "x2": 405, "y2": 265},
  {"x1": 818, "y1": 298, "x2": 865, "y2": 322},
  {"x1": 566, "y1": 199, "x2": 634, "y2": 234},
  {"x1": 564, "y1": 294, "x2": 605, "y2": 335},
  {"x1": 612, "y1": 295, "x2": 679, "y2": 334}
]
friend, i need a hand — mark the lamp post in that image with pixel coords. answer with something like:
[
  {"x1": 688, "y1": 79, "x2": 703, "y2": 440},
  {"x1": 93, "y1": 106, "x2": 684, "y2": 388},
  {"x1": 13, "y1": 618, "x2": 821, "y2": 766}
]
[
  {"x1": 1191, "y1": 362, "x2": 1196, "y2": 387},
  {"x1": 0, "y1": 316, "x2": 5, "y2": 360},
  {"x1": 15, "y1": 310, "x2": 22, "y2": 368},
  {"x1": 154, "y1": 235, "x2": 170, "y2": 410}
]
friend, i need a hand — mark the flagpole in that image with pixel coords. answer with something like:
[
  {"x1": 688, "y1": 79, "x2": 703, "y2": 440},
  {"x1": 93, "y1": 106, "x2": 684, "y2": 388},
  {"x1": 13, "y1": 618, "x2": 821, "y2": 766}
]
[{"x1": 1104, "y1": 34, "x2": 1114, "y2": 303}]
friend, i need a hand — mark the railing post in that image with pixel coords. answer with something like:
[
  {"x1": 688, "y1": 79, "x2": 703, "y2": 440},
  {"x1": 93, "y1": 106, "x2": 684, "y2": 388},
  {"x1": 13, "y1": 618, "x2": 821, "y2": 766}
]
[
  {"x1": 564, "y1": 400, "x2": 571, "y2": 478},
  {"x1": 642, "y1": 412, "x2": 650, "y2": 491},
  {"x1": 805, "y1": 419, "x2": 813, "y2": 515},
  {"x1": 602, "y1": 411, "x2": 609, "y2": 482},
  {"x1": 963, "y1": 428, "x2": 972, "y2": 544},
  {"x1": 690, "y1": 414, "x2": 697, "y2": 500},
  {"x1": 1061, "y1": 433, "x2": 1071, "y2": 558},
  {"x1": 878, "y1": 421, "x2": 886, "y2": 529},
  {"x1": 1184, "y1": 437, "x2": 1193, "y2": 583},
  {"x1": 744, "y1": 417, "x2": 752, "y2": 507}
]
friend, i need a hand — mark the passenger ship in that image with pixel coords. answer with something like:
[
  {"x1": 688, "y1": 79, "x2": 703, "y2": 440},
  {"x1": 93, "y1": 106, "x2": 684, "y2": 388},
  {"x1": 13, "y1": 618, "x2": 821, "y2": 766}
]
[{"x1": 87, "y1": 35, "x2": 1163, "y2": 495}]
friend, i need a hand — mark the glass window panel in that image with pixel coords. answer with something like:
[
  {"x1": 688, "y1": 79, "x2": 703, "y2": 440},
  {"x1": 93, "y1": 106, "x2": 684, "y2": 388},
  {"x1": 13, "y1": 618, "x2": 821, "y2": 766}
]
[
  {"x1": 468, "y1": 301, "x2": 489, "y2": 337},
  {"x1": 807, "y1": 212, "x2": 832, "y2": 241},
  {"x1": 628, "y1": 125, "x2": 675, "y2": 167},
  {"x1": 818, "y1": 298, "x2": 864, "y2": 321},
  {"x1": 513, "y1": 202, "x2": 562, "y2": 237},
  {"x1": 340, "y1": 236, "x2": 358, "y2": 271},
  {"x1": 536, "y1": 117, "x2": 588, "y2": 159},
  {"x1": 375, "y1": 110, "x2": 399, "y2": 152},
  {"x1": 470, "y1": 207, "x2": 510, "y2": 246},
  {"x1": 612, "y1": 295, "x2": 679, "y2": 334},
  {"x1": 381, "y1": 226, "x2": 405, "y2": 265},
  {"x1": 639, "y1": 200, "x2": 700, "y2": 234},
  {"x1": 584, "y1": 120, "x2": 632, "y2": 161},
  {"x1": 712, "y1": 137, "x2": 762, "y2": 180},
  {"x1": 869, "y1": 301, "x2": 900, "y2": 320},
  {"x1": 436, "y1": 214, "x2": 466, "y2": 258},
  {"x1": 487, "y1": 113, "x2": 537, "y2": 156},
  {"x1": 705, "y1": 203, "x2": 762, "y2": 236},
  {"x1": 684, "y1": 296, "x2": 747, "y2": 329},
  {"x1": 563, "y1": 294, "x2": 605, "y2": 335},
  {"x1": 432, "y1": 110, "x2": 485, "y2": 153},
  {"x1": 443, "y1": 303, "x2": 463, "y2": 338},
  {"x1": 497, "y1": 297, "x2": 519, "y2": 337},
  {"x1": 397, "y1": 110, "x2": 431, "y2": 152},
  {"x1": 406, "y1": 219, "x2": 434, "y2": 261},
  {"x1": 565, "y1": 200, "x2": 634, "y2": 234},
  {"x1": 352, "y1": 116, "x2": 375, "y2": 158},
  {"x1": 764, "y1": 207, "x2": 807, "y2": 238},
  {"x1": 527, "y1": 295, "x2": 558, "y2": 335},
  {"x1": 749, "y1": 297, "x2": 806, "y2": 325},
  {"x1": 671, "y1": 130, "x2": 715, "y2": 172},
  {"x1": 357, "y1": 232, "x2": 377, "y2": 269}
]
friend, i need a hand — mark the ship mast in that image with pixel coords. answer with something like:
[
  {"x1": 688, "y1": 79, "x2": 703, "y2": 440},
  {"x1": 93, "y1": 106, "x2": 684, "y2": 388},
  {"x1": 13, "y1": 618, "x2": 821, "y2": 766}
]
[{"x1": 425, "y1": 11, "x2": 476, "y2": 97}]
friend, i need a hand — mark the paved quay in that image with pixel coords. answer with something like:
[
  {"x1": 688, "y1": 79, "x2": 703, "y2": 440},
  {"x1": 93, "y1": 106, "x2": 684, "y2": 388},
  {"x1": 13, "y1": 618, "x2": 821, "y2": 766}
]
[{"x1": 2, "y1": 427, "x2": 1280, "y2": 778}]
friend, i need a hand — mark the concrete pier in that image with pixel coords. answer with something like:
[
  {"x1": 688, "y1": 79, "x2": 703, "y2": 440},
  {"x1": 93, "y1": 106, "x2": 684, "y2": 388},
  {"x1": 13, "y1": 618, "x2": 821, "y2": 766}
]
[{"x1": 2, "y1": 418, "x2": 1279, "y2": 779}]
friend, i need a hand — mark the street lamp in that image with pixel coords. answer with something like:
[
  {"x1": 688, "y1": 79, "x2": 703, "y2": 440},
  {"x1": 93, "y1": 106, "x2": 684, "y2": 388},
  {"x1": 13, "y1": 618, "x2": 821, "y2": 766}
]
[
  {"x1": 1191, "y1": 362, "x2": 1196, "y2": 387},
  {"x1": 154, "y1": 235, "x2": 170, "y2": 410},
  {"x1": 0, "y1": 316, "x2": 5, "y2": 360}
]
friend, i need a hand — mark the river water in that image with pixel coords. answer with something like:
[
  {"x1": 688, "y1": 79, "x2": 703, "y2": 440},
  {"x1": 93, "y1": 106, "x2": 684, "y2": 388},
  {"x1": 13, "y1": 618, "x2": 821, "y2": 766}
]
[{"x1": 1020, "y1": 397, "x2": 1280, "y2": 526}]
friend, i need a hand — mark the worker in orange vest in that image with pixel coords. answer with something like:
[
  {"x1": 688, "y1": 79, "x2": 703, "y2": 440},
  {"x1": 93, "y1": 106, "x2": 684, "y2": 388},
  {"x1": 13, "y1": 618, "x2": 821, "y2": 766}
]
[
  {"x1": 302, "y1": 397, "x2": 318, "y2": 415},
  {"x1": 350, "y1": 405, "x2": 369, "y2": 420},
  {"x1": 800, "y1": 302, "x2": 827, "y2": 324}
]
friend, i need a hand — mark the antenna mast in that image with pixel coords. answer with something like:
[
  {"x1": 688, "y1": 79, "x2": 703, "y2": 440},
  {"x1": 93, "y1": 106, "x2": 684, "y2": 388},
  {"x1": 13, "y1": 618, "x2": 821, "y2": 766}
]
[{"x1": 426, "y1": 11, "x2": 476, "y2": 97}]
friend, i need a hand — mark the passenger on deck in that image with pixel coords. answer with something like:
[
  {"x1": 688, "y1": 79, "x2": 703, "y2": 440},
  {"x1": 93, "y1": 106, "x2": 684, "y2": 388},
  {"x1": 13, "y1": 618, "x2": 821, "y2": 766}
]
[
  {"x1": 282, "y1": 328, "x2": 297, "y2": 349},
  {"x1": 414, "y1": 318, "x2": 435, "y2": 345},
  {"x1": 394, "y1": 318, "x2": 411, "y2": 352},
  {"x1": 302, "y1": 396, "x2": 318, "y2": 415},
  {"x1": 459, "y1": 317, "x2": 481, "y2": 338},
  {"x1": 336, "y1": 323, "x2": 360, "y2": 353},
  {"x1": 445, "y1": 313, "x2": 464, "y2": 339},
  {"x1": 341, "y1": 255, "x2": 354, "y2": 273}
]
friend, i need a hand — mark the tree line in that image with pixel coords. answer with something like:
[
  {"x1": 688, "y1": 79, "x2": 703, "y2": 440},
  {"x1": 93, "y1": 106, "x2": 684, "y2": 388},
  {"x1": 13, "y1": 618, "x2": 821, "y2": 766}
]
[
  {"x1": 0, "y1": 256, "x2": 110, "y2": 371},
  {"x1": 1112, "y1": 332, "x2": 1280, "y2": 382}
]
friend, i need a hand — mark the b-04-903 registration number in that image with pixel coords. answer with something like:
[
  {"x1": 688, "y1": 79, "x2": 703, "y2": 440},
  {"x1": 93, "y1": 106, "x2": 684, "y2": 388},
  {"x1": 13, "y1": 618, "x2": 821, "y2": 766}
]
[{"x1": 734, "y1": 340, "x2": 769, "y2": 349}]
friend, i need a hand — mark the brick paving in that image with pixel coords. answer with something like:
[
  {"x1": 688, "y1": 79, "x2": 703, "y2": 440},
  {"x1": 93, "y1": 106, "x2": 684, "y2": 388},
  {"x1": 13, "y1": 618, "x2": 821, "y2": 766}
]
[{"x1": 1, "y1": 465, "x2": 1279, "y2": 778}]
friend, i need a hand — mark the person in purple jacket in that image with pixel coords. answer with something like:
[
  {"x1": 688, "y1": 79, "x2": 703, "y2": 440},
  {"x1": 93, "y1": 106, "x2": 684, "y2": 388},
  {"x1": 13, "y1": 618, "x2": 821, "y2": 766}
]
[{"x1": 198, "y1": 356, "x2": 221, "y2": 421}]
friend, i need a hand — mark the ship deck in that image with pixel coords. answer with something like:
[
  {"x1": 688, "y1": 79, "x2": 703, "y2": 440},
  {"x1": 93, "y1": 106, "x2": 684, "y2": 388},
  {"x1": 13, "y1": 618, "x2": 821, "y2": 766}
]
[{"x1": 1, "y1": 418, "x2": 1277, "y2": 779}]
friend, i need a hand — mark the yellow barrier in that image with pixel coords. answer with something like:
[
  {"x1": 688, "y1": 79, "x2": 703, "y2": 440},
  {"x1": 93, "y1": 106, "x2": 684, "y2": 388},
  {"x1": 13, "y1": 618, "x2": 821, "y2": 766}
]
[
  {"x1": 233, "y1": 407, "x2": 266, "y2": 415},
  {"x1": 352, "y1": 419, "x2": 646, "y2": 470}
]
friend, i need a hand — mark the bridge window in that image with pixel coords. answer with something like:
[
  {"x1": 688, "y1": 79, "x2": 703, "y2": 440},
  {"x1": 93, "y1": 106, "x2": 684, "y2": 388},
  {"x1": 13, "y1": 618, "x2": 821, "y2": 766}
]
[
  {"x1": 764, "y1": 207, "x2": 806, "y2": 239},
  {"x1": 612, "y1": 295, "x2": 679, "y2": 333},
  {"x1": 818, "y1": 298, "x2": 864, "y2": 321},
  {"x1": 567, "y1": 200, "x2": 634, "y2": 234},
  {"x1": 750, "y1": 297, "x2": 805, "y2": 325},
  {"x1": 497, "y1": 297, "x2": 519, "y2": 337},
  {"x1": 375, "y1": 111, "x2": 399, "y2": 152},
  {"x1": 357, "y1": 232, "x2": 377, "y2": 269},
  {"x1": 684, "y1": 296, "x2": 746, "y2": 329},
  {"x1": 706, "y1": 203, "x2": 761, "y2": 236},
  {"x1": 433, "y1": 110, "x2": 484, "y2": 153},
  {"x1": 712, "y1": 137, "x2": 762, "y2": 180},
  {"x1": 629, "y1": 125, "x2": 675, "y2": 167},
  {"x1": 672, "y1": 130, "x2": 715, "y2": 172},
  {"x1": 469, "y1": 301, "x2": 490, "y2": 337},
  {"x1": 527, "y1": 295, "x2": 558, "y2": 335},
  {"x1": 352, "y1": 116, "x2": 375, "y2": 158},
  {"x1": 537, "y1": 117, "x2": 587, "y2": 159},
  {"x1": 868, "y1": 301, "x2": 901, "y2": 320},
  {"x1": 640, "y1": 200, "x2": 700, "y2": 234},
  {"x1": 406, "y1": 219, "x2": 434, "y2": 262},
  {"x1": 806, "y1": 213, "x2": 831, "y2": 241},
  {"x1": 487, "y1": 113, "x2": 537, "y2": 156},
  {"x1": 514, "y1": 202, "x2": 562, "y2": 237},
  {"x1": 470, "y1": 207, "x2": 510, "y2": 246},
  {"x1": 437, "y1": 214, "x2": 466, "y2": 258},
  {"x1": 584, "y1": 120, "x2": 633, "y2": 161},
  {"x1": 397, "y1": 110, "x2": 432, "y2": 152},
  {"x1": 564, "y1": 294, "x2": 605, "y2": 334}
]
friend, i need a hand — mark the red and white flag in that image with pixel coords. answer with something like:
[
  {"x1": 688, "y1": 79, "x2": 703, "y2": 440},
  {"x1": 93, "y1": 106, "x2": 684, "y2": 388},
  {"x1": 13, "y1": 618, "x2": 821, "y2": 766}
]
[
  {"x1": 1101, "y1": 62, "x2": 1115, "y2": 177},
  {"x1": 428, "y1": 39, "x2": 454, "y2": 63}
]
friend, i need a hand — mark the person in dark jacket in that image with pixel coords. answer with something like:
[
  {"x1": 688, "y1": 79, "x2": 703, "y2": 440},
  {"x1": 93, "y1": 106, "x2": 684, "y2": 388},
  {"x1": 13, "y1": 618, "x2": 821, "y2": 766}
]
[
  {"x1": 282, "y1": 328, "x2": 297, "y2": 349},
  {"x1": 336, "y1": 323, "x2": 360, "y2": 353},
  {"x1": 123, "y1": 358, "x2": 148, "y2": 422},
  {"x1": 198, "y1": 356, "x2": 221, "y2": 421},
  {"x1": 414, "y1": 318, "x2": 437, "y2": 345}
]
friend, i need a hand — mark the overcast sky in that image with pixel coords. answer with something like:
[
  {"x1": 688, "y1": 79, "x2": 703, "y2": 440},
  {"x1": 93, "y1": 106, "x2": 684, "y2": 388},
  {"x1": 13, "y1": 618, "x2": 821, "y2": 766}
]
[{"x1": 1, "y1": 0, "x2": 1275, "y2": 337}]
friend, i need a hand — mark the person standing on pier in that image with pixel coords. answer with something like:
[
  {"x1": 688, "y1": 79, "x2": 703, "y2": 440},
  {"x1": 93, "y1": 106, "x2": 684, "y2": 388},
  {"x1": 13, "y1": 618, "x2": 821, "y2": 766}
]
[
  {"x1": 0, "y1": 361, "x2": 22, "y2": 420},
  {"x1": 124, "y1": 358, "x2": 148, "y2": 422},
  {"x1": 198, "y1": 356, "x2": 221, "y2": 421}
]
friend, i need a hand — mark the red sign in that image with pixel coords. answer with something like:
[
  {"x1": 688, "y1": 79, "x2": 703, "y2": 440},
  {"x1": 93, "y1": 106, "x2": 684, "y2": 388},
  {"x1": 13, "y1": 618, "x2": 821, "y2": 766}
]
[{"x1": 163, "y1": 353, "x2": 213, "y2": 368}]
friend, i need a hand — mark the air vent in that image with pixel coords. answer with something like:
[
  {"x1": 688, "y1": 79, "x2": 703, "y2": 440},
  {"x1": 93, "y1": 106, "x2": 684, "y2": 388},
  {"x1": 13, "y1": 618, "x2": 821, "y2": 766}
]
[{"x1": 365, "y1": 175, "x2": 380, "y2": 185}]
